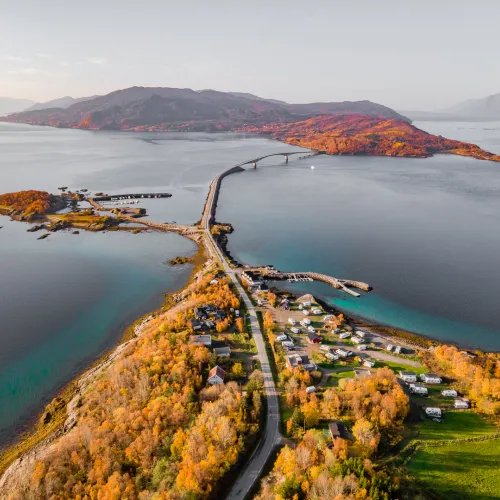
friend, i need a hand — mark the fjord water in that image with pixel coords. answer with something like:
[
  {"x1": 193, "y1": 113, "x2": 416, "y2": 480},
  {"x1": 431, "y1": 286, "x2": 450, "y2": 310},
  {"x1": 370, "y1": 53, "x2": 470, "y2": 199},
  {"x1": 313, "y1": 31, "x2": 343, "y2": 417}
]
[
  {"x1": 0, "y1": 123, "x2": 302, "y2": 447},
  {"x1": 217, "y1": 121, "x2": 500, "y2": 351}
]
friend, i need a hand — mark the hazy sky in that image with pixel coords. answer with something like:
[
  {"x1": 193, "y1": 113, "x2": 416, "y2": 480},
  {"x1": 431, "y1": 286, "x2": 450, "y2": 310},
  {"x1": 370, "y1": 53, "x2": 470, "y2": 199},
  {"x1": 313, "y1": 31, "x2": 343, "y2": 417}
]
[{"x1": 1, "y1": 0, "x2": 499, "y2": 110}]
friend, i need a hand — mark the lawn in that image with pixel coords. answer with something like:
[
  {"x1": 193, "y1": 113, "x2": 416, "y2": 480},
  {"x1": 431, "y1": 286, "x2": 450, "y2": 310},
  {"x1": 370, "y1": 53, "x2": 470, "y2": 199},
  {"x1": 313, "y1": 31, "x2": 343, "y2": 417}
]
[
  {"x1": 379, "y1": 359, "x2": 426, "y2": 375},
  {"x1": 407, "y1": 437, "x2": 500, "y2": 499},
  {"x1": 416, "y1": 411, "x2": 498, "y2": 441},
  {"x1": 323, "y1": 370, "x2": 355, "y2": 387}
]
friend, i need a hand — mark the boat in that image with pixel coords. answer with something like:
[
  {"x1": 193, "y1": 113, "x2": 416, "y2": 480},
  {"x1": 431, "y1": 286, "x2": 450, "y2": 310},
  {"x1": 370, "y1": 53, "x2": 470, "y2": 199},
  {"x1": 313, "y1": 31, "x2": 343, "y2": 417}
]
[{"x1": 311, "y1": 166, "x2": 315, "y2": 169}]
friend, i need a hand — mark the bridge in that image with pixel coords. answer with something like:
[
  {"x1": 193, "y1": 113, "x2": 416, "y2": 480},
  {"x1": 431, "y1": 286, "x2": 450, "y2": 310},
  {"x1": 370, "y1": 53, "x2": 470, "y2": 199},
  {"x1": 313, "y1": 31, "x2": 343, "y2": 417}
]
[{"x1": 236, "y1": 150, "x2": 312, "y2": 168}]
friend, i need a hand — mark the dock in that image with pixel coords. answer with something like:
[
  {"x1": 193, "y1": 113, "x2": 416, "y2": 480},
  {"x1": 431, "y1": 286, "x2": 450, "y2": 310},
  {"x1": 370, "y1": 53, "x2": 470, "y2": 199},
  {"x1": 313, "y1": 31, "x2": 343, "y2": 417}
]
[
  {"x1": 243, "y1": 268, "x2": 370, "y2": 297},
  {"x1": 92, "y1": 193, "x2": 172, "y2": 201}
]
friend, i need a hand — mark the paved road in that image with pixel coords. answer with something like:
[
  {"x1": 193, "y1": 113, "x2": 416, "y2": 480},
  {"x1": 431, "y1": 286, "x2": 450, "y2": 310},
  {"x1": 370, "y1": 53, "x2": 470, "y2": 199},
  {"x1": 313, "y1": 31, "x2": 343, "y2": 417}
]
[{"x1": 203, "y1": 176, "x2": 282, "y2": 500}]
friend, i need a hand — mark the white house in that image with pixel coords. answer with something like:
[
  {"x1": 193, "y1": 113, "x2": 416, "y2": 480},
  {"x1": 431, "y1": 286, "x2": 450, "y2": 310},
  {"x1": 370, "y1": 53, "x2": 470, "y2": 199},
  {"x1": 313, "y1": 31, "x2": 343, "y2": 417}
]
[
  {"x1": 288, "y1": 318, "x2": 297, "y2": 325},
  {"x1": 276, "y1": 334, "x2": 288, "y2": 342},
  {"x1": 356, "y1": 330, "x2": 367, "y2": 338},
  {"x1": 363, "y1": 359, "x2": 376, "y2": 368},
  {"x1": 394, "y1": 346, "x2": 402, "y2": 354},
  {"x1": 208, "y1": 366, "x2": 226, "y2": 385},
  {"x1": 302, "y1": 310, "x2": 310, "y2": 316},
  {"x1": 425, "y1": 407, "x2": 442, "y2": 418},
  {"x1": 282, "y1": 341, "x2": 295, "y2": 349},
  {"x1": 336, "y1": 348, "x2": 352, "y2": 358},
  {"x1": 303, "y1": 301, "x2": 312, "y2": 307},
  {"x1": 339, "y1": 332, "x2": 351, "y2": 339},
  {"x1": 358, "y1": 344, "x2": 368, "y2": 351},
  {"x1": 386, "y1": 344, "x2": 394, "y2": 352},
  {"x1": 312, "y1": 308, "x2": 322, "y2": 315},
  {"x1": 409, "y1": 384, "x2": 428, "y2": 395},
  {"x1": 351, "y1": 336, "x2": 363, "y2": 344},
  {"x1": 241, "y1": 271, "x2": 263, "y2": 286},
  {"x1": 324, "y1": 315, "x2": 334, "y2": 321},
  {"x1": 301, "y1": 318, "x2": 311, "y2": 326},
  {"x1": 326, "y1": 352, "x2": 339, "y2": 361},
  {"x1": 421, "y1": 373, "x2": 442, "y2": 384},
  {"x1": 210, "y1": 279, "x2": 219, "y2": 285},
  {"x1": 399, "y1": 371, "x2": 417, "y2": 383},
  {"x1": 307, "y1": 326, "x2": 316, "y2": 333},
  {"x1": 454, "y1": 399, "x2": 470, "y2": 409},
  {"x1": 441, "y1": 389, "x2": 458, "y2": 398},
  {"x1": 320, "y1": 345, "x2": 331, "y2": 353},
  {"x1": 290, "y1": 327, "x2": 300, "y2": 334},
  {"x1": 306, "y1": 386, "x2": 317, "y2": 394}
]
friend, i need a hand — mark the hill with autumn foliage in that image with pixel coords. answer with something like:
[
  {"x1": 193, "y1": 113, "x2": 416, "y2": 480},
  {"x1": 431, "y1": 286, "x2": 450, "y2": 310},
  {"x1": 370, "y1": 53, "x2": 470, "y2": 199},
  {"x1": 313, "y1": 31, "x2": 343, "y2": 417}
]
[
  {"x1": 241, "y1": 115, "x2": 500, "y2": 162},
  {"x1": 0, "y1": 86, "x2": 408, "y2": 131}
]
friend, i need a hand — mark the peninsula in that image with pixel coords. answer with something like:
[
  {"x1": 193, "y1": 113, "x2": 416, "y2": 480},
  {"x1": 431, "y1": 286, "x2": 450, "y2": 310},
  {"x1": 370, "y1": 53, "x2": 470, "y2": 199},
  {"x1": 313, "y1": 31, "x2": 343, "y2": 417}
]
[{"x1": 2, "y1": 86, "x2": 500, "y2": 163}]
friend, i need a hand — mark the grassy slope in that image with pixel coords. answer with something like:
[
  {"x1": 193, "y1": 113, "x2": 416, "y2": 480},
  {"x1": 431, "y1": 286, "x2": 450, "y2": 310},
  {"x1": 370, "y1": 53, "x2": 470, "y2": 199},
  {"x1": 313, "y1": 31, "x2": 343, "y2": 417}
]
[{"x1": 407, "y1": 438, "x2": 500, "y2": 499}]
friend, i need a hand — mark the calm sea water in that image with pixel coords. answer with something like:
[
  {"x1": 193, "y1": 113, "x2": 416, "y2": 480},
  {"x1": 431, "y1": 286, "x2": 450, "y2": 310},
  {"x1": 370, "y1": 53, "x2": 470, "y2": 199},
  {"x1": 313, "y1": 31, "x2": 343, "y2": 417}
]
[
  {"x1": 218, "y1": 121, "x2": 500, "y2": 351},
  {"x1": 0, "y1": 123, "x2": 305, "y2": 446},
  {"x1": 1, "y1": 120, "x2": 499, "y2": 446}
]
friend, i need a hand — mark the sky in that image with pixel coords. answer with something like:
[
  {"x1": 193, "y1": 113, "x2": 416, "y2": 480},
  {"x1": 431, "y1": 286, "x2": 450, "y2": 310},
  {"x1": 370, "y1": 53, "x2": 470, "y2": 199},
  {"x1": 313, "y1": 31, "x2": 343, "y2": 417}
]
[{"x1": 1, "y1": 0, "x2": 500, "y2": 110}]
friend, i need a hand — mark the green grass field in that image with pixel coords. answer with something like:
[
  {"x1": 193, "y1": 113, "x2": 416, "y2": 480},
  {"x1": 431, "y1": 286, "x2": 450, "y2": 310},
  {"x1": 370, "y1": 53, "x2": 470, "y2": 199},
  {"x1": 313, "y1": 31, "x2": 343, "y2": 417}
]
[
  {"x1": 407, "y1": 438, "x2": 500, "y2": 499},
  {"x1": 323, "y1": 370, "x2": 355, "y2": 387},
  {"x1": 378, "y1": 359, "x2": 426, "y2": 375},
  {"x1": 417, "y1": 411, "x2": 497, "y2": 441}
]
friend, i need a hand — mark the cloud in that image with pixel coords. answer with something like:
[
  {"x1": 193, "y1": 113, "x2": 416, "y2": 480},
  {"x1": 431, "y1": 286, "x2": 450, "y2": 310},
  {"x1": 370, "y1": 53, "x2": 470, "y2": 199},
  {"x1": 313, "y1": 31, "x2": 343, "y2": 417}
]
[
  {"x1": 7, "y1": 67, "x2": 39, "y2": 75},
  {"x1": 36, "y1": 53, "x2": 53, "y2": 59},
  {"x1": 1, "y1": 55, "x2": 30, "y2": 62},
  {"x1": 85, "y1": 57, "x2": 107, "y2": 65}
]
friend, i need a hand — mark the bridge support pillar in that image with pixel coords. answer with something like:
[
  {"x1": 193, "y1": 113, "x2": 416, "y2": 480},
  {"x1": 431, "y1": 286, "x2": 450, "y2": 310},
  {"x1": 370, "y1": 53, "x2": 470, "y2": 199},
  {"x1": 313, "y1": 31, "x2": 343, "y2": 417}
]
[
  {"x1": 285, "y1": 155, "x2": 289, "y2": 164},
  {"x1": 253, "y1": 162, "x2": 257, "y2": 169}
]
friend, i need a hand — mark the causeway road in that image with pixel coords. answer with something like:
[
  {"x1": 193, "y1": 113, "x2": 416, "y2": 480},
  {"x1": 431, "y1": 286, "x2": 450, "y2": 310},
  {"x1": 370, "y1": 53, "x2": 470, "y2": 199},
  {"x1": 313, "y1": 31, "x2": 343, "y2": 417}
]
[{"x1": 202, "y1": 175, "x2": 282, "y2": 500}]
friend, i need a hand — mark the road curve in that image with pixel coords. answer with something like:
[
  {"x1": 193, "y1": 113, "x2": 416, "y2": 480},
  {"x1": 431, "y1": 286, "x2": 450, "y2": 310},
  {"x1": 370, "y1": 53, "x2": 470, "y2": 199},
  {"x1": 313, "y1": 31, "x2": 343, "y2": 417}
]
[{"x1": 202, "y1": 174, "x2": 282, "y2": 500}]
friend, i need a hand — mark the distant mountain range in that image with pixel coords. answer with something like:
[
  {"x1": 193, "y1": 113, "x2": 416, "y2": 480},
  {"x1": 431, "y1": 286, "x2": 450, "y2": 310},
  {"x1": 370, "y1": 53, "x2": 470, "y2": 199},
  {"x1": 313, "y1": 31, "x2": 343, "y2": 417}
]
[
  {"x1": 401, "y1": 92, "x2": 500, "y2": 122},
  {"x1": 0, "y1": 97, "x2": 36, "y2": 115},
  {"x1": 0, "y1": 86, "x2": 410, "y2": 131},
  {"x1": 25, "y1": 95, "x2": 98, "y2": 112}
]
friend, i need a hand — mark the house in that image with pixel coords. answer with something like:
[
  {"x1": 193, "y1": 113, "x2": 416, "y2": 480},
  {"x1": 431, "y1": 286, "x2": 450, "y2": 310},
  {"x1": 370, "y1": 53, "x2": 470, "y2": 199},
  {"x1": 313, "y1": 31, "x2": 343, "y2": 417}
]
[
  {"x1": 307, "y1": 326, "x2": 316, "y2": 333},
  {"x1": 354, "y1": 368, "x2": 372, "y2": 379},
  {"x1": 190, "y1": 335, "x2": 212, "y2": 347},
  {"x1": 215, "y1": 309, "x2": 226, "y2": 320},
  {"x1": 191, "y1": 319, "x2": 203, "y2": 331},
  {"x1": 205, "y1": 320, "x2": 216, "y2": 330},
  {"x1": 333, "y1": 328, "x2": 341, "y2": 334},
  {"x1": 421, "y1": 373, "x2": 442, "y2": 384},
  {"x1": 235, "y1": 310, "x2": 240, "y2": 318},
  {"x1": 241, "y1": 271, "x2": 263, "y2": 286},
  {"x1": 307, "y1": 333, "x2": 322, "y2": 344},
  {"x1": 351, "y1": 336, "x2": 363, "y2": 344},
  {"x1": 324, "y1": 315, "x2": 334, "y2": 321},
  {"x1": 303, "y1": 363, "x2": 317, "y2": 371},
  {"x1": 276, "y1": 334, "x2": 288, "y2": 342},
  {"x1": 425, "y1": 407, "x2": 442, "y2": 418},
  {"x1": 363, "y1": 359, "x2": 376, "y2": 368},
  {"x1": 441, "y1": 389, "x2": 458, "y2": 398},
  {"x1": 325, "y1": 352, "x2": 339, "y2": 361},
  {"x1": 399, "y1": 371, "x2": 417, "y2": 383},
  {"x1": 358, "y1": 344, "x2": 368, "y2": 351},
  {"x1": 258, "y1": 283, "x2": 269, "y2": 293},
  {"x1": 356, "y1": 330, "x2": 367, "y2": 338},
  {"x1": 286, "y1": 352, "x2": 310, "y2": 369},
  {"x1": 336, "y1": 348, "x2": 352, "y2": 358},
  {"x1": 300, "y1": 318, "x2": 311, "y2": 326},
  {"x1": 320, "y1": 345, "x2": 331, "y2": 353},
  {"x1": 288, "y1": 318, "x2": 297, "y2": 325},
  {"x1": 194, "y1": 307, "x2": 208, "y2": 320},
  {"x1": 386, "y1": 344, "x2": 394, "y2": 352},
  {"x1": 214, "y1": 346, "x2": 231, "y2": 358},
  {"x1": 454, "y1": 398, "x2": 470, "y2": 409},
  {"x1": 279, "y1": 298, "x2": 290, "y2": 310},
  {"x1": 210, "y1": 279, "x2": 219, "y2": 285},
  {"x1": 409, "y1": 383, "x2": 428, "y2": 395},
  {"x1": 208, "y1": 366, "x2": 226, "y2": 385},
  {"x1": 312, "y1": 308, "x2": 322, "y2": 315},
  {"x1": 290, "y1": 327, "x2": 300, "y2": 334},
  {"x1": 328, "y1": 422, "x2": 344, "y2": 440},
  {"x1": 303, "y1": 301, "x2": 312, "y2": 307},
  {"x1": 394, "y1": 346, "x2": 402, "y2": 354},
  {"x1": 282, "y1": 341, "x2": 295, "y2": 349},
  {"x1": 204, "y1": 304, "x2": 216, "y2": 314},
  {"x1": 339, "y1": 332, "x2": 351, "y2": 339},
  {"x1": 306, "y1": 386, "x2": 316, "y2": 394},
  {"x1": 302, "y1": 310, "x2": 310, "y2": 316}
]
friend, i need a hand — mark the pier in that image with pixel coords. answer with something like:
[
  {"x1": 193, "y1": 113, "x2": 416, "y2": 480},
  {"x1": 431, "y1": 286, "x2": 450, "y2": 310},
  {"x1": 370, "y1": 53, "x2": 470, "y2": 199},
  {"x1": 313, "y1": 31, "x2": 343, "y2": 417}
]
[
  {"x1": 243, "y1": 268, "x2": 371, "y2": 297},
  {"x1": 92, "y1": 193, "x2": 172, "y2": 201}
]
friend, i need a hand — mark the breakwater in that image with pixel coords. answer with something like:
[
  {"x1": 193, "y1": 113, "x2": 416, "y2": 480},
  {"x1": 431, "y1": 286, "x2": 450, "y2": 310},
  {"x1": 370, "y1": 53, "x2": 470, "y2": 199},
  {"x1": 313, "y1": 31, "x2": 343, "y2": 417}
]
[{"x1": 93, "y1": 193, "x2": 172, "y2": 201}]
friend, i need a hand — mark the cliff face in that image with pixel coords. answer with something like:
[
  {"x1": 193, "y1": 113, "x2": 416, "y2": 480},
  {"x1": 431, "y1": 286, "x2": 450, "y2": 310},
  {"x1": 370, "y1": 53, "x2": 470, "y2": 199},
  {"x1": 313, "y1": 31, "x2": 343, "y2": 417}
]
[
  {"x1": 0, "y1": 86, "x2": 409, "y2": 130},
  {"x1": 240, "y1": 115, "x2": 500, "y2": 162}
]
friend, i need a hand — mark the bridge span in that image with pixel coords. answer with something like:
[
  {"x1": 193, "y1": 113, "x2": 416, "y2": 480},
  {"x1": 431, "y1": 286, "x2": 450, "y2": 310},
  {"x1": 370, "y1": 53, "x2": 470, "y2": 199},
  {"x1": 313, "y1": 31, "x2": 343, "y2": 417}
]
[{"x1": 236, "y1": 150, "x2": 312, "y2": 168}]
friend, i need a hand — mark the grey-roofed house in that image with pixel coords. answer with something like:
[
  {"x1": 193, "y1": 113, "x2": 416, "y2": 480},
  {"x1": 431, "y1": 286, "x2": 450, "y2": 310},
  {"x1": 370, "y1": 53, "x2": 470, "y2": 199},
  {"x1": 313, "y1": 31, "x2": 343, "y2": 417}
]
[{"x1": 214, "y1": 346, "x2": 231, "y2": 358}]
